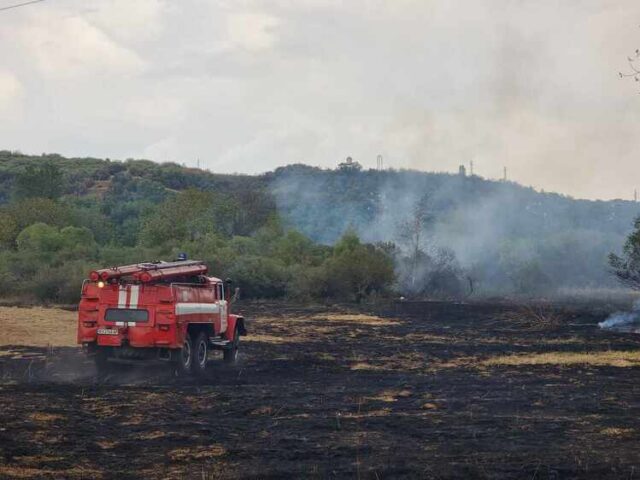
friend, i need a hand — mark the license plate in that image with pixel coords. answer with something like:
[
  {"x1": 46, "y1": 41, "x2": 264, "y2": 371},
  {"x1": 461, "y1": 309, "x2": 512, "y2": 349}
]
[{"x1": 97, "y1": 328, "x2": 119, "y2": 335}]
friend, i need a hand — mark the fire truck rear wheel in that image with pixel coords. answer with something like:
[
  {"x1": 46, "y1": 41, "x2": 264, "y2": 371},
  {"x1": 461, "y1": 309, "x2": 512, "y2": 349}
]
[
  {"x1": 176, "y1": 334, "x2": 194, "y2": 375},
  {"x1": 223, "y1": 327, "x2": 240, "y2": 363},
  {"x1": 193, "y1": 331, "x2": 209, "y2": 376}
]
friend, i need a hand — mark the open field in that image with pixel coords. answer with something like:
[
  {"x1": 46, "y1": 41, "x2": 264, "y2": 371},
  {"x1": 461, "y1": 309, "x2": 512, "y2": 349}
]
[
  {"x1": 1, "y1": 302, "x2": 640, "y2": 478},
  {"x1": 0, "y1": 307, "x2": 76, "y2": 348}
]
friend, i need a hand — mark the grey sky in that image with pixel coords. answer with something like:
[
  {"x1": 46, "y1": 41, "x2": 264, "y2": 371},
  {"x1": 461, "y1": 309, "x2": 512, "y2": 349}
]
[{"x1": 1, "y1": 0, "x2": 639, "y2": 200}]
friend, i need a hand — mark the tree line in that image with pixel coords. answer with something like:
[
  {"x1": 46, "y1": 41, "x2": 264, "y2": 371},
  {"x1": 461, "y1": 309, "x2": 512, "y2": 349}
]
[
  {"x1": 0, "y1": 157, "x2": 393, "y2": 303},
  {"x1": 3, "y1": 151, "x2": 640, "y2": 302}
]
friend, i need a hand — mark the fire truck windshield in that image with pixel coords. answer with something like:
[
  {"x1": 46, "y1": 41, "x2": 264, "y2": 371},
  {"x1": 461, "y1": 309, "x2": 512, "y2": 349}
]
[{"x1": 104, "y1": 309, "x2": 149, "y2": 323}]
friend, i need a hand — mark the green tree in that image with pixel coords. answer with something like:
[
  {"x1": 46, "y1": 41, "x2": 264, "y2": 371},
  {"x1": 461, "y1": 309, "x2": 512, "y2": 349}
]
[
  {"x1": 609, "y1": 217, "x2": 640, "y2": 289},
  {"x1": 140, "y1": 189, "x2": 240, "y2": 246},
  {"x1": 13, "y1": 162, "x2": 65, "y2": 200},
  {"x1": 0, "y1": 212, "x2": 18, "y2": 248},
  {"x1": 8, "y1": 198, "x2": 73, "y2": 231},
  {"x1": 58, "y1": 226, "x2": 98, "y2": 260},
  {"x1": 16, "y1": 223, "x2": 63, "y2": 252},
  {"x1": 226, "y1": 256, "x2": 289, "y2": 298},
  {"x1": 15, "y1": 223, "x2": 97, "y2": 263},
  {"x1": 322, "y1": 231, "x2": 395, "y2": 302},
  {"x1": 273, "y1": 230, "x2": 326, "y2": 266}
]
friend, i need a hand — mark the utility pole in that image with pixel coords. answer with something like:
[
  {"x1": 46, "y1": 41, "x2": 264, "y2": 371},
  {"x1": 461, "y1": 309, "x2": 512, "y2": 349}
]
[
  {"x1": 377, "y1": 154, "x2": 383, "y2": 170},
  {"x1": 503, "y1": 166, "x2": 507, "y2": 182},
  {"x1": 635, "y1": 189, "x2": 638, "y2": 202},
  {"x1": 469, "y1": 160, "x2": 474, "y2": 176},
  {"x1": 197, "y1": 158, "x2": 200, "y2": 169}
]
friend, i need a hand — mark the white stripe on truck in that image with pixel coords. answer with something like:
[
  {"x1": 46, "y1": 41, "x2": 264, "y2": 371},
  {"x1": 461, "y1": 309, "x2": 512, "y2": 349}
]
[
  {"x1": 175, "y1": 303, "x2": 220, "y2": 315},
  {"x1": 118, "y1": 286, "x2": 127, "y2": 309},
  {"x1": 129, "y1": 285, "x2": 139, "y2": 308},
  {"x1": 220, "y1": 300, "x2": 228, "y2": 333}
]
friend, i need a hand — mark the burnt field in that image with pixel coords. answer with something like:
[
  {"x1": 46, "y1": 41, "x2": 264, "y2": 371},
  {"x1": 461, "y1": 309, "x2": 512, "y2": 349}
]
[{"x1": 2, "y1": 302, "x2": 640, "y2": 479}]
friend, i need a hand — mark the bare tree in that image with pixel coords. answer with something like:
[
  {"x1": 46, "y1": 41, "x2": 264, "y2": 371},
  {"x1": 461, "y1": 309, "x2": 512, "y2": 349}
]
[
  {"x1": 619, "y1": 49, "x2": 640, "y2": 86},
  {"x1": 397, "y1": 194, "x2": 433, "y2": 290}
]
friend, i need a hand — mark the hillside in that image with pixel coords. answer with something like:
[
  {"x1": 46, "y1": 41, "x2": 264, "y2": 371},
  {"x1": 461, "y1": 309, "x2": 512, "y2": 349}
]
[
  {"x1": 0, "y1": 151, "x2": 638, "y2": 297},
  {"x1": 0, "y1": 151, "x2": 393, "y2": 303},
  {"x1": 272, "y1": 164, "x2": 640, "y2": 292}
]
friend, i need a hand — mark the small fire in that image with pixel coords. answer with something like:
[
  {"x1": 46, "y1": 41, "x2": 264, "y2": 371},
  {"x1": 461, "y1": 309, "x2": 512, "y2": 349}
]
[{"x1": 599, "y1": 300, "x2": 640, "y2": 331}]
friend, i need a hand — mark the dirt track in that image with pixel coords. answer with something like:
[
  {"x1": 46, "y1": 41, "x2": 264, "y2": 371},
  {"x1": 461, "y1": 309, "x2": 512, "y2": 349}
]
[{"x1": 1, "y1": 302, "x2": 640, "y2": 479}]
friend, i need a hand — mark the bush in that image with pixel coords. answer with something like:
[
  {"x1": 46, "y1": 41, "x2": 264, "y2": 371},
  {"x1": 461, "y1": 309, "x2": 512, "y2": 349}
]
[
  {"x1": 285, "y1": 264, "x2": 325, "y2": 300},
  {"x1": 226, "y1": 256, "x2": 289, "y2": 299},
  {"x1": 31, "y1": 261, "x2": 90, "y2": 303},
  {"x1": 16, "y1": 223, "x2": 62, "y2": 252},
  {"x1": 321, "y1": 232, "x2": 395, "y2": 302}
]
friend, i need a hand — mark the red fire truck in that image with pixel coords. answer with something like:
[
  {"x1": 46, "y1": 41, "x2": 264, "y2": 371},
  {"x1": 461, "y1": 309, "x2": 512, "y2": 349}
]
[{"x1": 77, "y1": 260, "x2": 246, "y2": 376}]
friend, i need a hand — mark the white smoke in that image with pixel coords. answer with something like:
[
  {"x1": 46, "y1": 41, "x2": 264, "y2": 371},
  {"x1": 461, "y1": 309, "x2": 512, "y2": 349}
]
[{"x1": 599, "y1": 300, "x2": 640, "y2": 330}]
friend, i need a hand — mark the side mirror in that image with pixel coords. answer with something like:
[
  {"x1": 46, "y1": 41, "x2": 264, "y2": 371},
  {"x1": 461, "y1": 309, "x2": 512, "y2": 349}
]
[{"x1": 232, "y1": 287, "x2": 240, "y2": 302}]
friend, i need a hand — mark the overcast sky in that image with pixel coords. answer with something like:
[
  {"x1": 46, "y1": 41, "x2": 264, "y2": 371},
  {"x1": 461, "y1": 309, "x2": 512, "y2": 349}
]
[{"x1": 1, "y1": 0, "x2": 639, "y2": 199}]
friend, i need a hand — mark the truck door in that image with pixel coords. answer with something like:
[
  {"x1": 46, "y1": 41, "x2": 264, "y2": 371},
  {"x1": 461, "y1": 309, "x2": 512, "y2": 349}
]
[{"x1": 216, "y1": 283, "x2": 228, "y2": 334}]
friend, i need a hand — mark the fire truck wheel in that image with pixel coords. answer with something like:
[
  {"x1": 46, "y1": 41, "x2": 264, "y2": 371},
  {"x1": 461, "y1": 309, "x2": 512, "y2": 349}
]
[
  {"x1": 176, "y1": 333, "x2": 194, "y2": 375},
  {"x1": 223, "y1": 327, "x2": 240, "y2": 363},
  {"x1": 193, "y1": 331, "x2": 209, "y2": 376}
]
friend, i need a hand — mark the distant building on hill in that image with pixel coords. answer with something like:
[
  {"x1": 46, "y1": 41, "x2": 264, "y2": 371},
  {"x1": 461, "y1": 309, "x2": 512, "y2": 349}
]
[
  {"x1": 338, "y1": 156, "x2": 362, "y2": 172},
  {"x1": 458, "y1": 165, "x2": 467, "y2": 176}
]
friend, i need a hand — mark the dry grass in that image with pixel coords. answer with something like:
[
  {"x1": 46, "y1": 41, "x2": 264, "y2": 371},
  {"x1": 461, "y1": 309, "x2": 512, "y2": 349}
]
[
  {"x1": 483, "y1": 351, "x2": 640, "y2": 368},
  {"x1": 0, "y1": 307, "x2": 400, "y2": 352},
  {"x1": 168, "y1": 445, "x2": 227, "y2": 462},
  {"x1": 30, "y1": 431, "x2": 65, "y2": 445},
  {"x1": 96, "y1": 440, "x2": 119, "y2": 449},
  {"x1": 85, "y1": 402, "x2": 120, "y2": 419},
  {"x1": 311, "y1": 313, "x2": 400, "y2": 326},
  {"x1": 350, "y1": 362, "x2": 386, "y2": 371},
  {"x1": 367, "y1": 388, "x2": 413, "y2": 403},
  {"x1": 243, "y1": 333, "x2": 308, "y2": 344},
  {"x1": 136, "y1": 431, "x2": 166, "y2": 440},
  {"x1": 0, "y1": 465, "x2": 102, "y2": 479},
  {"x1": 250, "y1": 406, "x2": 275, "y2": 416},
  {"x1": 245, "y1": 313, "x2": 400, "y2": 346},
  {"x1": 0, "y1": 306, "x2": 76, "y2": 347},
  {"x1": 498, "y1": 305, "x2": 563, "y2": 330},
  {"x1": 350, "y1": 351, "x2": 429, "y2": 372},
  {"x1": 28, "y1": 412, "x2": 64, "y2": 423},
  {"x1": 120, "y1": 414, "x2": 144, "y2": 426},
  {"x1": 361, "y1": 408, "x2": 392, "y2": 417},
  {"x1": 13, "y1": 455, "x2": 65, "y2": 465},
  {"x1": 600, "y1": 427, "x2": 634, "y2": 437},
  {"x1": 343, "y1": 408, "x2": 393, "y2": 418}
]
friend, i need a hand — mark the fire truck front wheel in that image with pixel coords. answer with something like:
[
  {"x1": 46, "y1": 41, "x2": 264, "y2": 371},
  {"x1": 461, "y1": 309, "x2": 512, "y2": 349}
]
[
  {"x1": 176, "y1": 334, "x2": 194, "y2": 375},
  {"x1": 223, "y1": 327, "x2": 240, "y2": 363},
  {"x1": 193, "y1": 331, "x2": 209, "y2": 376}
]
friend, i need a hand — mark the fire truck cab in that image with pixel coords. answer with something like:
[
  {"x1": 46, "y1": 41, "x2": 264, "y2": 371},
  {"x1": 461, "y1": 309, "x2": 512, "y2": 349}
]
[{"x1": 77, "y1": 260, "x2": 247, "y2": 376}]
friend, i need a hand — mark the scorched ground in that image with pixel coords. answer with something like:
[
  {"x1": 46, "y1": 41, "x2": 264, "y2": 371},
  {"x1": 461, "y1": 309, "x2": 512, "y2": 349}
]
[{"x1": 1, "y1": 301, "x2": 640, "y2": 479}]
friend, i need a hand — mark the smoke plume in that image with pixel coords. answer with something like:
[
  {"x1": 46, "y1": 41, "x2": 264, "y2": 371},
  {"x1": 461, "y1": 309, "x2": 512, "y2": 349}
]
[
  {"x1": 272, "y1": 167, "x2": 639, "y2": 297},
  {"x1": 598, "y1": 300, "x2": 640, "y2": 330}
]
